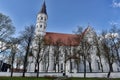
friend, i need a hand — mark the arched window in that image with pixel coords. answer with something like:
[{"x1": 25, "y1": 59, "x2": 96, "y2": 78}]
[
  {"x1": 40, "y1": 25, "x2": 42, "y2": 28},
  {"x1": 44, "y1": 26, "x2": 46, "y2": 29},
  {"x1": 44, "y1": 17, "x2": 46, "y2": 21},
  {"x1": 36, "y1": 25, "x2": 38, "y2": 28},
  {"x1": 41, "y1": 17, "x2": 43, "y2": 20}
]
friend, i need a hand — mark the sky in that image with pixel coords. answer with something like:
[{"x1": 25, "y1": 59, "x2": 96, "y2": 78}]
[{"x1": 0, "y1": 0, "x2": 120, "y2": 35}]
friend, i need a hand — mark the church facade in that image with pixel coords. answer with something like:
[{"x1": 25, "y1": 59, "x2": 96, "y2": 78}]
[{"x1": 27, "y1": 1, "x2": 120, "y2": 73}]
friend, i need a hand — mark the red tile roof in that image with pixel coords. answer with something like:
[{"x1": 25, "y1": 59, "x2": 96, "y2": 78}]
[
  {"x1": 44, "y1": 32, "x2": 80, "y2": 46},
  {"x1": 44, "y1": 27, "x2": 89, "y2": 46}
]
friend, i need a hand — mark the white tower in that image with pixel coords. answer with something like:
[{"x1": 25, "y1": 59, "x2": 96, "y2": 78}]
[
  {"x1": 35, "y1": 1, "x2": 48, "y2": 36},
  {"x1": 27, "y1": 1, "x2": 48, "y2": 72}
]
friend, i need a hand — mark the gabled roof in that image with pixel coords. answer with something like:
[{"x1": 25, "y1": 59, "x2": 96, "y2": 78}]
[
  {"x1": 43, "y1": 27, "x2": 90, "y2": 46},
  {"x1": 81, "y1": 27, "x2": 89, "y2": 38},
  {"x1": 44, "y1": 32, "x2": 80, "y2": 46}
]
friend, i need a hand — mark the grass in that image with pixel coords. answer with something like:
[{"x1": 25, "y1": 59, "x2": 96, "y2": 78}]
[
  {"x1": 0, "y1": 77, "x2": 50, "y2": 80},
  {"x1": 69, "y1": 78, "x2": 120, "y2": 80},
  {"x1": 0, "y1": 77, "x2": 120, "y2": 80}
]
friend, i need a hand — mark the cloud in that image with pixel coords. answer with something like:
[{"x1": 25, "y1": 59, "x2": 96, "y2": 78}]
[
  {"x1": 112, "y1": 0, "x2": 120, "y2": 8},
  {"x1": 109, "y1": 21, "x2": 118, "y2": 25}
]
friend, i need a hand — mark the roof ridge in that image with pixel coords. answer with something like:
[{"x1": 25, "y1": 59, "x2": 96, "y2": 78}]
[{"x1": 46, "y1": 32, "x2": 75, "y2": 35}]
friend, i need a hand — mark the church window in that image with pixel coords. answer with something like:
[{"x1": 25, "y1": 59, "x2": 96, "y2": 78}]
[
  {"x1": 40, "y1": 25, "x2": 42, "y2": 28},
  {"x1": 53, "y1": 63, "x2": 56, "y2": 70},
  {"x1": 41, "y1": 17, "x2": 43, "y2": 20},
  {"x1": 44, "y1": 26, "x2": 46, "y2": 29},
  {"x1": 36, "y1": 25, "x2": 38, "y2": 28},
  {"x1": 44, "y1": 18, "x2": 46, "y2": 21},
  {"x1": 61, "y1": 63, "x2": 63, "y2": 71}
]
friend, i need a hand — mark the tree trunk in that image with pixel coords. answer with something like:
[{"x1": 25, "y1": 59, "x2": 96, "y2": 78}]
[
  {"x1": 36, "y1": 49, "x2": 40, "y2": 77},
  {"x1": 107, "y1": 70, "x2": 111, "y2": 78},
  {"x1": 22, "y1": 54, "x2": 27, "y2": 77},
  {"x1": 22, "y1": 41, "x2": 30, "y2": 77},
  {"x1": 64, "y1": 62, "x2": 66, "y2": 75},
  {"x1": 108, "y1": 53, "x2": 113, "y2": 72},
  {"x1": 98, "y1": 56, "x2": 103, "y2": 72},
  {"x1": 84, "y1": 56, "x2": 86, "y2": 78},
  {"x1": 70, "y1": 60, "x2": 72, "y2": 73},
  {"x1": 11, "y1": 52, "x2": 15, "y2": 77},
  {"x1": 55, "y1": 63, "x2": 56, "y2": 72},
  {"x1": 44, "y1": 61, "x2": 46, "y2": 72},
  {"x1": 77, "y1": 63, "x2": 79, "y2": 72},
  {"x1": 46, "y1": 61, "x2": 49, "y2": 72},
  {"x1": 109, "y1": 63, "x2": 113, "y2": 72},
  {"x1": 46, "y1": 48, "x2": 50, "y2": 72},
  {"x1": 107, "y1": 63, "x2": 113, "y2": 78},
  {"x1": 113, "y1": 40, "x2": 120, "y2": 65},
  {"x1": 34, "y1": 63, "x2": 37, "y2": 72},
  {"x1": 37, "y1": 62, "x2": 39, "y2": 78},
  {"x1": 11, "y1": 59, "x2": 14, "y2": 77},
  {"x1": 96, "y1": 39, "x2": 104, "y2": 72},
  {"x1": 58, "y1": 63, "x2": 59, "y2": 72},
  {"x1": 88, "y1": 61, "x2": 92, "y2": 72},
  {"x1": 107, "y1": 61, "x2": 113, "y2": 78}
]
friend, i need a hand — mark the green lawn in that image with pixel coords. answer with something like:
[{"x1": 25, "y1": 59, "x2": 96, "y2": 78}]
[
  {"x1": 0, "y1": 77, "x2": 49, "y2": 80},
  {"x1": 0, "y1": 77, "x2": 120, "y2": 80}
]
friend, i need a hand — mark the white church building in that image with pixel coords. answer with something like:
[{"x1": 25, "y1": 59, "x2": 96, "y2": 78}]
[{"x1": 27, "y1": 1, "x2": 120, "y2": 73}]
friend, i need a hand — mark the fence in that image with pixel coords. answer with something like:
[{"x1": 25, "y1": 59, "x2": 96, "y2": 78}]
[{"x1": 0, "y1": 72, "x2": 120, "y2": 78}]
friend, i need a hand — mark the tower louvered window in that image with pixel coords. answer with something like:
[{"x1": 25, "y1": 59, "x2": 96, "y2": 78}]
[
  {"x1": 41, "y1": 17, "x2": 43, "y2": 20},
  {"x1": 40, "y1": 25, "x2": 42, "y2": 28}
]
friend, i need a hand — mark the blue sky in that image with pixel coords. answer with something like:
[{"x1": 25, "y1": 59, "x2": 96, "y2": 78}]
[{"x1": 0, "y1": 0, "x2": 120, "y2": 35}]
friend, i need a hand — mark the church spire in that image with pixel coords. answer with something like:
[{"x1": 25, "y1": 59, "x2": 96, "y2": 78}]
[
  {"x1": 39, "y1": 0, "x2": 47, "y2": 15},
  {"x1": 35, "y1": 0, "x2": 48, "y2": 36}
]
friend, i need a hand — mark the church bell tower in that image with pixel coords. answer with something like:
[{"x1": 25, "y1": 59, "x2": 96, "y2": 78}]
[{"x1": 35, "y1": 1, "x2": 48, "y2": 36}]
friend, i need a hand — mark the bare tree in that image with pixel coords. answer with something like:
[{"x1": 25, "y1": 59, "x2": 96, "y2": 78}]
[
  {"x1": 74, "y1": 26, "x2": 92, "y2": 77},
  {"x1": 63, "y1": 46, "x2": 68, "y2": 74},
  {"x1": 15, "y1": 47, "x2": 24, "y2": 71},
  {"x1": 101, "y1": 31, "x2": 116, "y2": 78},
  {"x1": 44, "y1": 45, "x2": 50, "y2": 72},
  {"x1": 43, "y1": 37, "x2": 53, "y2": 72},
  {"x1": 32, "y1": 35, "x2": 45, "y2": 77},
  {"x1": 109, "y1": 26, "x2": 120, "y2": 66},
  {"x1": 80, "y1": 39, "x2": 91, "y2": 77},
  {"x1": 8, "y1": 38, "x2": 20, "y2": 77},
  {"x1": 53, "y1": 39, "x2": 62, "y2": 72},
  {"x1": 0, "y1": 13, "x2": 15, "y2": 40},
  {"x1": 19, "y1": 25, "x2": 35, "y2": 77},
  {"x1": 93, "y1": 34, "x2": 104, "y2": 72},
  {"x1": 86, "y1": 50, "x2": 92, "y2": 72},
  {"x1": 0, "y1": 13, "x2": 15, "y2": 54}
]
